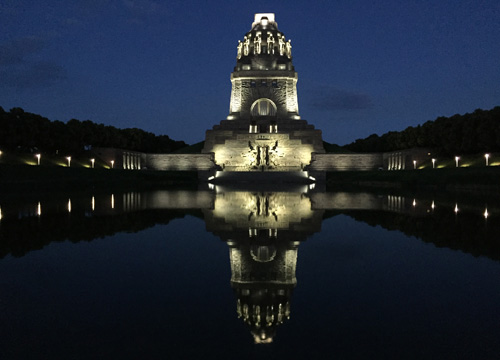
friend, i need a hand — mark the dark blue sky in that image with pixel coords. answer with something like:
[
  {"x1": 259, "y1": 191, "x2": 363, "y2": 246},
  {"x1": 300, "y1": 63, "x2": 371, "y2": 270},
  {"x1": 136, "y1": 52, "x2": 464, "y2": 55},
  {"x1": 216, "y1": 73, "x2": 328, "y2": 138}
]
[{"x1": 1, "y1": 0, "x2": 499, "y2": 145}]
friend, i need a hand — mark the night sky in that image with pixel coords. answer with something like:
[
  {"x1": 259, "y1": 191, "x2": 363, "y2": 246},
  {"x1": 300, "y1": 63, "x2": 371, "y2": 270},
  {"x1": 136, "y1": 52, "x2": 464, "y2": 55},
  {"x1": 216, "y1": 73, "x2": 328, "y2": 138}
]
[{"x1": 1, "y1": 0, "x2": 499, "y2": 145}]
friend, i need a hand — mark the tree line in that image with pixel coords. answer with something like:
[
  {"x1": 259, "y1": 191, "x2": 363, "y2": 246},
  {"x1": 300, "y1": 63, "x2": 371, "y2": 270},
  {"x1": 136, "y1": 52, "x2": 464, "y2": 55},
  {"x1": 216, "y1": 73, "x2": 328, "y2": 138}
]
[
  {"x1": 343, "y1": 106, "x2": 500, "y2": 155},
  {"x1": 0, "y1": 107, "x2": 187, "y2": 154}
]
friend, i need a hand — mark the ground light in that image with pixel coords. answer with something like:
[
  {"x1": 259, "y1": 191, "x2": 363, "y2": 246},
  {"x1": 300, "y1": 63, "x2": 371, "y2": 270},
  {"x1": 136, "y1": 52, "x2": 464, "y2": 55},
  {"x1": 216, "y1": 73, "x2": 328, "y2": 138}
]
[
  {"x1": 455, "y1": 156, "x2": 460, "y2": 167},
  {"x1": 485, "y1": 153, "x2": 490, "y2": 166}
]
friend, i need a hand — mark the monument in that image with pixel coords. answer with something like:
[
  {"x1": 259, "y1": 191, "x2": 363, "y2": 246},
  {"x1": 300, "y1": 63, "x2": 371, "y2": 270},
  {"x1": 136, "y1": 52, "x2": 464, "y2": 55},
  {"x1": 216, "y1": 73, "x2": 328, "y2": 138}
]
[{"x1": 202, "y1": 14, "x2": 325, "y2": 182}]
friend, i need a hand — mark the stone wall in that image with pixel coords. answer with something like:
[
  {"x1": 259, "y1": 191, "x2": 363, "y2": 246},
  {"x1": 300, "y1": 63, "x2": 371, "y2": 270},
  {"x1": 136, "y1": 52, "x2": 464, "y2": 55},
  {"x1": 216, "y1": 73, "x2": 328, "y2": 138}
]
[
  {"x1": 145, "y1": 153, "x2": 215, "y2": 171},
  {"x1": 309, "y1": 153, "x2": 384, "y2": 171}
]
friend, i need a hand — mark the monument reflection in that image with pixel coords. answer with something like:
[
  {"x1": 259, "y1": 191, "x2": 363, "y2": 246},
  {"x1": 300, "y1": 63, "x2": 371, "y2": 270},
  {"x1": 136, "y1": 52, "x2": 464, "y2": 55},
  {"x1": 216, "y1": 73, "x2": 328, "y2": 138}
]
[{"x1": 204, "y1": 190, "x2": 324, "y2": 343}]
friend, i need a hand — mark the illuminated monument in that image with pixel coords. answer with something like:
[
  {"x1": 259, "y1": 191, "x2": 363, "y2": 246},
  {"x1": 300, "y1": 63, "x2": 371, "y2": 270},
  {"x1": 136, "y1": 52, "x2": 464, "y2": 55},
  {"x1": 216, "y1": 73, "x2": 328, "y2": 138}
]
[{"x1": 203, "y1": 14, "x2": 325, "y2": 181}]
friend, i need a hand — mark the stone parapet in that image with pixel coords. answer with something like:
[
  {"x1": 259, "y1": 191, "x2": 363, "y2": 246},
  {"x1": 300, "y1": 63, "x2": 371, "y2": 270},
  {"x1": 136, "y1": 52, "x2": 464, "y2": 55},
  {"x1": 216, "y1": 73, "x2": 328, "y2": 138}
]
[{"x1": 309, "y1": 153, "x2": 384, "y2": 171}]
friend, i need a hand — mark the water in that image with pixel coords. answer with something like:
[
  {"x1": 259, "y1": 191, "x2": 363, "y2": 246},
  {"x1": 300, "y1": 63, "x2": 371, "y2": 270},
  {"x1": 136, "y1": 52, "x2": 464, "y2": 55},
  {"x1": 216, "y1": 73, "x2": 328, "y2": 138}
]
[{"x1": 1, "y1": 188, "x2": 499, "y2": 359}]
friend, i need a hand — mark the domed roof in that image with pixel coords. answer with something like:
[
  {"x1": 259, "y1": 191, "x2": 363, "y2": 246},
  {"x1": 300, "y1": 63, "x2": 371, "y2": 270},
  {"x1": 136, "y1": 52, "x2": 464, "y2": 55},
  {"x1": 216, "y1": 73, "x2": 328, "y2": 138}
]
[{"x1": 235, "y1": 13, "x2": 294, "y2": 71}]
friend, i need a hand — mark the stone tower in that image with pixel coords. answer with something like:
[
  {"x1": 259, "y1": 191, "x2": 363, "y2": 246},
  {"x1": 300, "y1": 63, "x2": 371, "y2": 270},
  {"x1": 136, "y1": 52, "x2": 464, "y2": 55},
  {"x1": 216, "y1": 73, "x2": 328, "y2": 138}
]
[{"x1": 203, "y1": 14, "x2": 324, "y2": 178}]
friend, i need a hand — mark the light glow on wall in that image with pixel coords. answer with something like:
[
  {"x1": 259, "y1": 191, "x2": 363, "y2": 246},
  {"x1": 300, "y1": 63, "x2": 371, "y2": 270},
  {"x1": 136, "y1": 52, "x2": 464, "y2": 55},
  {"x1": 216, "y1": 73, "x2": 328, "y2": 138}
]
[
  {"x1": 455, "y1": 156, "x2": 460, "y2": 167},
  {"x1": 66, "y1": 156, "x2": 71, "y2": 167},
  {"x1": 91, "y1": 158, "x2": 95, "y2": 168},
  {"x1": 37, "y1": 202, "x2": 41, "y2": 216},
  {"x1": 484, "y1": 208, "x2": 489, "y2": 219},
  {"x1": 111, "y1": 194, "x2": 115, "y2": 209},
  {"x1": 35, "y1": 154, "x2": 41, "y2": 165},
  {"x1": 68, "y1": 199, "x2": 72, "y2": 213},
  {"x1": 485, "y1": 153, "x2": 490, "y2": 166}
]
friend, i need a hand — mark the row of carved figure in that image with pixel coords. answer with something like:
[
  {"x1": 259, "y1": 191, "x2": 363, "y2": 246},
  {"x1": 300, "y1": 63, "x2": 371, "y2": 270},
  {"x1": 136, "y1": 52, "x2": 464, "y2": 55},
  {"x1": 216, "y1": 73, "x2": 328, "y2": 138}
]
[{"x1": 237, "y1": 31, "x2": 292, "y2": 59}]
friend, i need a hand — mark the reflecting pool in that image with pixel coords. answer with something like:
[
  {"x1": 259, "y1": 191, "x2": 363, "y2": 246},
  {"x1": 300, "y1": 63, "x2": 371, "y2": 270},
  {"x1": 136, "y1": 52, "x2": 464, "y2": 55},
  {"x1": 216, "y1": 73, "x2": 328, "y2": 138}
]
[{"x1": 1, "y1": 187, "x2": 500, "y2": 359}]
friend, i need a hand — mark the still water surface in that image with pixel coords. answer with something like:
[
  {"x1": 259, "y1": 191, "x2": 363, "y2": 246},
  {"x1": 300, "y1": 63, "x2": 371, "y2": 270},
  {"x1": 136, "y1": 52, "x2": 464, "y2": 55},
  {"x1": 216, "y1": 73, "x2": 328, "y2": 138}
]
[{"x1": 1, "y1": 188, "x2": 499, "y2": 359}]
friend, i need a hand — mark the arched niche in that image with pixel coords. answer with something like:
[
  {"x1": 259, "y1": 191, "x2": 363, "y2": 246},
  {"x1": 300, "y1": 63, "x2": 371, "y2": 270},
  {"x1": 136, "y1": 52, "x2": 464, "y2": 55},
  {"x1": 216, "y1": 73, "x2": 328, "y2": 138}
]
[{"x1": 250, "y1": 98, "x2": 277, "y2": 117}]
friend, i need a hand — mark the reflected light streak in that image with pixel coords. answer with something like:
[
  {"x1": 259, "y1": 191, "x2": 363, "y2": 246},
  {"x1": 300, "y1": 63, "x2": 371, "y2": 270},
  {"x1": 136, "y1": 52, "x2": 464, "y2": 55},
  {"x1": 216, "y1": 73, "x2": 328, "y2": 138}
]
[
  {"x1": 454, "y1": 204, "x2": 459, "y2": 213},
  {"x1": 68, "y1": 199, "x2": 72, "y2": 213},
  {"x1": 66, "y1": 156, "x2": 71, "y2": 167},
  {"x1": 412, "y1": 199, "x2": 416, "y2": 207},
  {"x1": 92, "y1": 196, "x2": 95, "y2": 211},
  {"x1": 35, "y1": 153, "x2": 41, "y2": 165},
  {"x1": 37, "y1": 202, "x2": 42, "y2": 216},
  {"x1": 432, "y1": 158, "x2": 436, "y2": 168},
  {"x1": 0, "y1": 206, "x2": 2, "y2": 221},
  {"x1": 91, "y1": 158, "x2": 95, "y2": 168},
  {"x1": 484, "y1": 208, "x2": 489, "y2": 219},
  {"x1": 431, "y1": 201, "x2": 435, "y2": 210},
  {"x1": 111, "y1": 194, "x2": 115, "y2": 209},
  {"x1": 485, "y1": 153, "x2": 490, "y2": 166}
]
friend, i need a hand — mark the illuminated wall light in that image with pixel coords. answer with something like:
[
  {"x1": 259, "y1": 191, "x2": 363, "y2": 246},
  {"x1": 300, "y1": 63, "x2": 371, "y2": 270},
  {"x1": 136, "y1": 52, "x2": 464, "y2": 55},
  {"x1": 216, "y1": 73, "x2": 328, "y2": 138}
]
[
  {"x1": 308, "y1": 175, "x2": 316, "y2": 181},
  {"x1": 432, "y1": 158, "x2": 436, "y2": 169},
  {"x1": 35, "y1": 153, "x2": 41, "y2": 165},
  {"x1": 412, "y1": 199, "x2": 416, "y2": 207},
  {"x1": 91, "y1": 196, "x2": 95, "y2": 211},
  {"x1": 111, "y1": 160, "x2": 114, "y2": 169},
  {"x1": 454, "y1": 204, "x2": 459, "y2": 213},
  {"x1": 68, "y1": 199, "x2": 72, "y2": 213},
  {"x1": 111, "y1": 194, "x2": 115, "y2": 209},
  {"x1": 208, "y1": 176, "x2": 215, "y2": 181},
  {"x1": 485, "y1": 153, "x2": 490, "y2": 166},
  {"x1": 455, "y1": 156, "x2": 460, "y2": 167},
  {"x1": 413, "y1": 160, "x2": 417, "y2": 169},
  {"x1": 91, "y1": 158, "x2": 95, "y2": 168},
  {"x1": 431, "y1": 201, "x2": 435, "y2": 210},
  {"x1": 37, "y1": 202, "x2": 42, "y2": 216},
  {"x1": 66, "y1": 156, "x2": 71, "y2": 167},
  {"x1": 208, "y1": 183, "x2": 214, "y2": 190},
  {"x1": 484, "y1": 208, "x2": 489, "y2": 219}
]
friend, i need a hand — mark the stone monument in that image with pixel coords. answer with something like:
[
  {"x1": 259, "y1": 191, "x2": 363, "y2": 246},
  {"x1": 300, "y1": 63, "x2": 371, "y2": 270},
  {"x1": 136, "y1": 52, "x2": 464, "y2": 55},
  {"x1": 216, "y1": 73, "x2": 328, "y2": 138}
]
[{"x1": 203, "y1": 14, "x2": 325, "y2": 182}]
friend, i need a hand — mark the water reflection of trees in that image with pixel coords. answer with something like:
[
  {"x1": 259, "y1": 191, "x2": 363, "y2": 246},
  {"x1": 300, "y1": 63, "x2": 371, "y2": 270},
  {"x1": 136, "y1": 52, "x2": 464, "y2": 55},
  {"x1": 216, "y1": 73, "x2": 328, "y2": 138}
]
[
  {"x1": 0, "y1": 210, "x2": 202, "y2": 258},
  {"x1": 1, "y1": 191, "x2": 499, "y2": 263},
  {"x1": 339, "y1": 208, "x2": 500, "y2": 260}
]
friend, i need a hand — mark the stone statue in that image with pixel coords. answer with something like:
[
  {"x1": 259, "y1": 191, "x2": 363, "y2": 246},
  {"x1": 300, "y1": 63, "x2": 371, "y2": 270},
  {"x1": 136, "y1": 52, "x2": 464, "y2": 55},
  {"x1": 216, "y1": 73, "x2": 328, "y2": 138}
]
[
  {"x1": 278, "y1": 35, "x2": 285, "y2": 56},
  {"x1": 254, "y1": 32, "x2": 262, "y2": 55},
  {"x1": 286, "y1": 39, "x2": 292, "y2": 58},
  {"x1": 237, "y1": 40, "x2": 243, "y2": 59},
  {"x1": 267, "y1": 32, "x2": 275, "y2": 54},
  {"x1": 243, "y1": 36, "x2": 250, "y2": 56}
]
